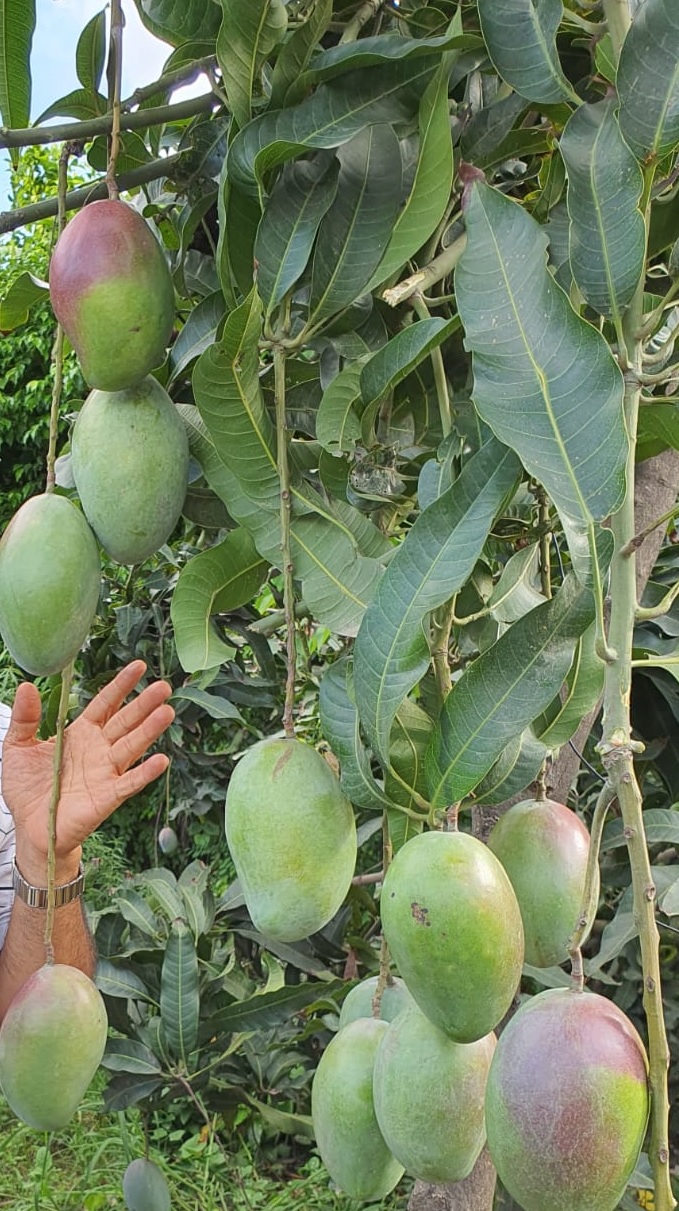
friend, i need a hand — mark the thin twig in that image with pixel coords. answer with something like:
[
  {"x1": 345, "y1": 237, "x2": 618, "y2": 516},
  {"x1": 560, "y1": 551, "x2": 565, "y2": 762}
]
[
  {"x1": 372, "y1": 814, "x2": 393, "y2": 1017},
  {"x1": 412, "y1": 293, "x2": 452, "y2": 437},
  {"x1": 45, "y1": 145, "x2": 71, "y2": 493},
  {"x1": 340, "y1": 0, "x2": 382, "y2": 43},
  {"x1": 274, "y1": 344, "x2": 297, "y2": 739},
  {"x1": 106, "y1": 0, "x2": 124, "y2": 199},
  {"x1": 382, "y1": 235, "x2": 467, "y2": 307},
  {"x1": 0, "y1": 93, "x2": 215, "y2": 150}
]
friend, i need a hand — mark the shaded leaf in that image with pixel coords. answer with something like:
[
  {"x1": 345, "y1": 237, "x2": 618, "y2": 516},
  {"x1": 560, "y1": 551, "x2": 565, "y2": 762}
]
[
  {"x1": 319, "y1": 659, "x2": 393, "y2": 812},
  {"x1": 255, "y1": 155, "x2": 339, "y2": 315},
  {"x1": 116, "y1": 889, "x2": 162, "y2": 938},
  {"x1": 0, "y1": 272, "x2": 48, "y2": 331},
  {"x1": 0, "y1": 0, "x2": 35, "y2": 152},
  {"x1": 477, "y1": 0, "x2": 577, "y2": 104},
  {"x1": 169, "y1": 291, "x2": 227, "y2": 385},
  {"x1": 360, "y1": 318, "x2": 457, "y2": 410},
  {"x1": 205, "y1": 980, "x2": 345, "y2": 1034},
  {"x1": 34, "y1": 88, "x2": 107, "y2": 123},
  {"x1": 488, "y1": 544, "x2": 544, "y2": 627},
  {"x1": 102, "y1": 1038, "x2": 163, "y2": 1076},
  {"x1": 269, "y1": 0, "x2": 332, "y2": 108},
  {"x1": 636, "y1": 403, "x2": 679, "y2": 462},
  {"x1": 161, "y1": 922, "x2": 200, "y2": 1063},
  {"x1": 103, "y1": 1074, "x2": 163, "y2": 1112},
  {"x1": 301, "y1": 28, "x2": 472, "y2": 88},
  {"x1": 469, "y1": 728, "x2": 547, "y2": 807},
  {"x1": 602, "y1": 808, "x2": 679, "y2": 853},
  {"x1": 76, "y1": 7, "x2": 106, "y2": 93},
  {"x1": 535, "y1": 622, "x2": 604, "y2": 749},
  {"x1": 216, "y1": 0, "x2": 287, "y2": 129},
  {"x1": 96, "y1": 960, "x2": 154, "y2": 1002},
  {"x1": 171, "y1": 686, "x2": 245, "y2": 722},
  {"x1": 618, "y1": 0, "x2": 679, "y2": 161},
  {"x1": 316, "y1": 361, "x2": 365, "y2": 453},
  {"x1": 244, "y1": 1094, "x2": 315, "y2": 1138},
  {"x1": 137, "y1": 868, "x2": 187, "y2": 923},
  {"x1": 132, "y1": 0, "x2": 221, "y2": 46}
]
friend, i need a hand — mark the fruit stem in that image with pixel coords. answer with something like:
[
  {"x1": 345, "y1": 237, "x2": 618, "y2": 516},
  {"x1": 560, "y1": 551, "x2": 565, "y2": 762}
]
[
  {"x1": 106, "y1": 0, "x2": 124, "y2": 199},
  {"x1": 44, "y1": 662, "x2": 75, "y2": 961},
  {"x1": 273, "y1": 342, "x2": 297, "y2": 739},
  {"x1": 45, "y1": 144, "x2": 70, "y2": 494},
  {"x1": 372, "y1": 813, "x2": 394, "y2": 1017},
  {"x1": 340, "y1": 0, "x2": 382, "y2": 43},
  {"x1": 567, "y1": 782, "x2": 616, "y2": 993},
  {"x1": 412, "y1": 293, "x2": 452, "y2": 437}
]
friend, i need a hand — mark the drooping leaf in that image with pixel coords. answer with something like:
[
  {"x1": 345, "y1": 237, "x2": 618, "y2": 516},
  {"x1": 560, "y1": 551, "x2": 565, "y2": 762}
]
[
  {"x1": 101, "y1": 1039, "x2": 163, "y2": 1076},
  {"x1": 96, "y1": 961, "x2": 154, "y2": 1002},
  {"x1": 0, "y1": 272, "x2": 48, "y2": 331},
  {"x1": 386, "y1": 698, "x2": 432, "y2": 848},
  {"x1": 269, "y1": 0, "x2": 332, "y2": 108},
  {"x1": 76, "y1": 7, "x2": 106, "y2": 93},
  {"x1": 354, "y1": 438, "x2": 521, "y2": 762},
  {"x1": 255, "y1": 155, "x2": 339, "y2": 315},
  {"x1": 216, "y1": 0, "x2": 287, "y2": 129},
  {"x1": 33, "y1": 88, "x2": 107, "y2": 123},
  {"x1": 618, "y1": 0, "x2": 679, "y2": 162},
  {"x1": 204, "y1": 979, "x2": 344, "y2": 1034},
  {"x1": 169, "y1": 292, "x2": 227, "y2": 384},
  {"x1": 308, "y1": 124, "x2": 403, "y2": 325},
  {"x1": 316, "y1": 360, "x2": 366, "y2": 453},
  {"x1": 171, "y1": 686, "x2": 245, "y2": 722},
  {"x1": 131, "y1": 0, "x2": 221, "y2": 47},
  {"x1": 244, "y1": 1095, "x2": 315, "y2": 1138},
  {"x1": 360, "y1": 318, "x2": 457, "y2": 410},
  {"x1": 160, "y1": 923, "x2": 200, "y2": 1064},
  {"x1": 217, "y1": 171, "x2": 262, "y2": 302},
  {"x1": 172, "y1": 529, "x2": 268, "y2": 672},
  {"x1": 602, "y1": 808, "x2": 679, "y2": 853},
  {"x1": 103, "y1": 1074, "x2": 163, "y2": 1112},
  {"x1": 469, "y1": 728, "x2": 547, "y2": 808},
  {"x1": 460, "y1": 92, "x2": 528, "y2": 168},
  {"x1": 116, "y1": 889, "x2": 162, "y2": 938},
  {"x1": 138, "y1": 868, "x2": 187, "y2": 923},
  {"x1": 560, "y1": 99, "x2": 645, "y2": 320},
  {"x1": 488, "y1": 544, "x2": 544, "y2": 628},
  {"x1": 534, "y1": 621, "x2": 604, "y2": 748},
  {"x1": 227, "y1": 55, "x2": 438, "y2": 193},
  {"x1": 300, "y1": 29, "x2": 470, "y2": 88},
  {"x1": 456, "y1": 181, "x2": 628, "y2": 525},
  {"x1": 319, "y1": 659, "x2": 393, "y2": 812},
  {"x1": 426, "y1": 575, "x2": 595, "y2": 806},
  {"x1": 477, "y1": 0, "x2": 578, "y2": 104},
  {"x1": 0, "y1": 0, "x2": 35, "y2": 155}
]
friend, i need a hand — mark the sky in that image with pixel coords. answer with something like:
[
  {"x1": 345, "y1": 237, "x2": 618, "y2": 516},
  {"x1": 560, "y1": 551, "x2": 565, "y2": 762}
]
[{"x1": 1, "y1": 0, "x2": 206, "y2": 206}]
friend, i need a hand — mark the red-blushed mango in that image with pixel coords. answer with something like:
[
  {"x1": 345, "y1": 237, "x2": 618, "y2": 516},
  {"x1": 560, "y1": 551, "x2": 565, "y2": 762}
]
[
  {"x1": 487, "y1": 797, "x2": 594, "y2": 967},
  {"x1": 71, "y1": 376, "x2": 189, "y2": 565},
  {"x1": 380, "y1": 830, "x2": 524, "y2": 1042},
  {"x1": 311, "y1": 1017, "x2": 405, "y2": 1201},
  {"x1": 373, "y1": 1004, "x2": 496, "y2": 1183},
  {"x1": 339, "y1": 975, "x2": 415, "y2": 1028},
  {"x1": 49, "y1": 199, "x2": 174, "y2": 391},
  {"x1": 0, "y1": 493, "x2": 100, "y2": 675},
  {"x1": 485, "y1": 988, "x2": 649, "y2": 1211},
  {"x1": 122, "y1": 1158, "x2": 171, "y2": 1211},
  {"x1": 225, "y1": 737, "x2": 357, "y2": 942},
  {"x1": 0, "y1": 964, "x2": 108, "y2": 1130}
]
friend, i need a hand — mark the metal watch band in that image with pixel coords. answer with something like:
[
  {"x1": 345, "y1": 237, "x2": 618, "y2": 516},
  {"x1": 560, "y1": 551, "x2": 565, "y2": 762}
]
[{"x1": 12, "y1": 859, "x2": 85, "y2": 910}]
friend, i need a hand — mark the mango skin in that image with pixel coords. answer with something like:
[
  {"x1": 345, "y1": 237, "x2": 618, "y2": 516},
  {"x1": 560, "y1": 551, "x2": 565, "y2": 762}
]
[
  {"x1": 71, "y1": 376, "x2": 189, "y2": 565},
  {"x1": 488, "y1": 797, "x2": 594, "y2": 967},
  {"x1": 49, "y1": 199, "x2": 175, "y2": 392},
  {"x1": 0, "y1": 964, "x2": 108, "y2": 1130},
  {"x1": 225, "y1": 737, "x2": 357, "y2": 942},
  {"x1": 373, "y1": 1005, "x2": 496, "y2": 1183},
  {"x1": 380, "y1": 831, "x2": 524, "y2": 1042},
  {"x1": 311, "y1": 1017, "x2": 405, "y2": 1201},
  {"x1": 122, "y1": 1158, "x2": 171, "y2": 1211},
  {"x1": 0, "y1": 493, "x2": 100, "y2": 675},
  {"x1": 339, "y1": 976, "x2": 415, "y2": 1028},
  {"x1": 485, "y1": 988, "x2": 649, "y2": 1211}
]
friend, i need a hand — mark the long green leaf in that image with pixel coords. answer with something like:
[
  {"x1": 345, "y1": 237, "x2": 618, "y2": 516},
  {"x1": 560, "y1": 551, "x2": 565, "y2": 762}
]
[
  {"x1": 455, "y1": 181, "x2": 628, "y2": 525},
  {"x1": 102, "y1": 1039, "x2": 162, "y2": 1076},
  {"x1": 360, "y1": 318, "x2": 456, "y2": 408},
  {"x1": 0, "y1": 271, "x2": 48, "y2": 330},
  {"x1": 96, "y1": 961, "x2": 153, "y2": 1002},
  {"x1": 618, "y1": 0, "x2": 679, "y2": 162},
  {"x1": 171, "y1": 529, "x2": 268, "y2": 672},
  {"x1": 534, "y1": 621, "x2": 604, "y2": 749},
  {"x1": 169, "y1": 292, "x2": 227, "y2": 385},
  {"x1": 560, "y1": 99, "x2": 645, "y2": 320},
  {"x1": 205, "y1": 980, "x2": 344, "y2": 1034},
  {"x1": 299, "y1": 29, "x2": 468, "y2": 87},
  {"x1": 76, "y1": 7, "x2": 106, "y2": 93},
  {"x1": 160, "y1": 923, "x2": 200, "y2": 1064},
  {"x1": 216, "y1": 0, "x2": 287, "y2": 129},
  {"x1": 354, "y1": 438, "x2": 520, "y2": 762},
  {"x1": 34, "y1": 88, "x2": 107, "y2": 124},
  {"x1": 269, "y1": 0, "x2": 332, "y2": 108},
  {"x1": 316, "y1": 361, "x2": 365, "y2": 453},
  {"x1": 255, "y1": 155, "x2": 339, "y2": 315},
  {"x1": 319, "y1": 659, "x2": 393, "y2": 812},
  {"x1": 386, "y1": 698, "x2": 432, "y2": 849},
  {"x1": 477, "y1": 0, "x2": 577, "y2": 104},
  {"x1": 0, "y1": 0, "x2": 35, "y2": 153},
  {"x1": 132, "y1": 0, "x2": 221, "y2": 46},
  {"x1": 227, "y1": 55, "x2": 437, "y2": 193},
  {"x1": 426, "y1": 576, "x2": 595, "y2": 806},
  {"x1": 469, "y1": 729, "x2": 547, "y2": 808}
]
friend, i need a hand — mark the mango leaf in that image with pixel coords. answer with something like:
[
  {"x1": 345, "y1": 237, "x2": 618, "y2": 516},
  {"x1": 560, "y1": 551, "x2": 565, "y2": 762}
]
[
  {"x1": 300, "y1": 29, "x2": 468, "y2": 88},
  {"x1": 354, "y1": 438, "x2": 521, "y2": 762},
  {"x1": 177, "y1": 403, "x2": 237, "y2": 508},
  {"x1": 217, "y1": 167, "x2": 261, "y2": 303},
  {"x1": 169, "y1": 292, "x2": 227, "y2": 385},
  {"x1": 254, "y1": 155, "x2": 339, "y2": 316},
  {"x1": 137, "y1": 868, "x2": 187, "y2": 923},
  {"x1": 560, "y1": 100, "x2": 645, "y2": 321},
  {"x1": 360, "y1": 318, "x2": 456, "y2": 410},
  {"x1": 0, "y1": 0, "x2": 35, "y2": 156},
  {"x1": 0, "y1": 272, "x2": 48, "y2": 331},
  {"x1": 386, "y1": 698, "x2": 432, "y2": 848},
  {"x1": 460, "y1": 92, "x2": 528, "y2": 168},
  {"x1": 204, "y1": 979, "x2": 344, "y2": 1035},
  {"x1": 477, "y1": 0, "x2": 578, "y2": 104},
  {"x1": 488, "y1": 544, "x2": 544, "y2": 627},
  {"x1": 76, "y1": 7, "x2": 106, "y2": 93},
  {"x1": 103, "y1": 1074, "x2": 163, "y2": 1112},
  {"x1": 534, "y1": 622, "x2": 604, "y2": 749},
  {"x1": 244, "y1": 1095, "x2": 315, "y2": 1139},
  {"x1": 426, "y1": 575, "x2": 595, "y2": 806},
  {"x1": 171, "y1": 686, "x2": 245, "y2": 722},
  {"x1": 319, "y1": 659, "x2": 393, "y2": 812},
  {"x1": 367, "y1": 60, "x2": 455, "y2": 292},
  {"x1": 160, "y1": 922, "x2": 200, "y2": 1064},
  {"x1": 269, "y1": 0, "x2": 332, "y2": 108},
  {"x1": 602, "y1": 808, "x2": 679, "y2": 853},
  {"x1": 309, "y1": 125, "x2": 403, "y2": 325},
  {"x1": 101, "y1": 1039, "x2": 163, "y2": 1076},
  {"x1": 618, "y1": 0, "x2": 679, "y2": 162},
  {"x1": 637, "y1": 403, "x2": 679, "y2": 462},
  {"x1": 131, "y1": 0, "x2": 221, "y2": 46},
  {"x1": 172, "y1": 528, "x2": 268, "y2": 672},
  {"x1": 456, "y1": 182, "x2": 628, "y2": 526},
  {"x1": 87, "y1": 131, "x2": 153, "y2": 174},
  {"x1": 316, "y1": 361, "x2": 365, "y2": 453},
  {"x1": 469, "y1": 728, "x2": 547, "y2": 808},
  {"x1": 34, "y1": 88, "x2": 107, "y2": 123},
  {"x1": 216, "y1": 0, "x2": 287, "y2": 129},
  {"x1": 227, "y1": 55, "x2": 438, "y2": 194},
  {"x1": 116, "y1": 889, "x2": 162, "y2": 938},
  {"x1": 96, "y1": 960, "x2": 154, "y2": 1002}
]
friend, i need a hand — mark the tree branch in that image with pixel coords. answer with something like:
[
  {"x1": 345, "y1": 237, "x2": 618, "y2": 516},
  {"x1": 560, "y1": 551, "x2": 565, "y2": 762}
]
[{"x1": 0, "y1": 93, "x2": 215, "y2": 151}]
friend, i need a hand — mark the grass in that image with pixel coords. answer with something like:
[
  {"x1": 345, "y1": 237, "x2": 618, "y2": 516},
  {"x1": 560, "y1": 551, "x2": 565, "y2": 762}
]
[{"x1": 0, "y1": 1075, "x2": 412, "y2": 1211}]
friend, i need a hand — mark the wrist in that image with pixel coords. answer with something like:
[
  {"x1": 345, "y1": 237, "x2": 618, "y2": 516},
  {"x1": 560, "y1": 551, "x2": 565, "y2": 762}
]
[{"x1": 14, "y1": 843, "x2": 83, "y2": 888}]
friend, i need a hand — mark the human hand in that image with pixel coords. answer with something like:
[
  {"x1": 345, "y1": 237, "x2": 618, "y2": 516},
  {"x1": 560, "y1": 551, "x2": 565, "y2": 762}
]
[{"x1": 1, "y1": 660, "x2": 174, "y2": 885}]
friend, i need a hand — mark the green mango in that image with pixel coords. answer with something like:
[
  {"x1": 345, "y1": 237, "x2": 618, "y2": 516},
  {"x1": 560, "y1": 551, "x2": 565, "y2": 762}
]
[
  {"x1": 339, "y1": 975, "x2": 415, "y2": 1028},
  {"x1": 71, "y1": 377, "x2": 189, "y2": 565},
  {"x1": 487, "y1": 797, "x2": 594, "y2": 967},
  {"x1": 49, "y1": 199, "x2": 175, "y2": 392},
  {"x1": 225, "y1": 737, "x2": 357, "y2": 942},
  {"x1": 311, "y1": 1017, "x2": 405, "y2": 1202},
  {"x1": 373, "y1": 1004, "x2": 496, "y2": 1183},
  {"x1": 158, "y1": 826, "x2": 179, "y2": 856},
  {"x1": 380, "y1": 830, "x2": 524, "y2": 1042},
  {"x1": 0, "y1": 493, "x2": 100, "y2": 675},
  {"x1": 485, "y1": 988, "x2": 649, "y2": 1211},
  {"x1": 123, "y1": 1158, "x2": 171, "y2": 1211},
  {"x1": 0, "y1": 964, "x2": 108, "y2": 1130}
]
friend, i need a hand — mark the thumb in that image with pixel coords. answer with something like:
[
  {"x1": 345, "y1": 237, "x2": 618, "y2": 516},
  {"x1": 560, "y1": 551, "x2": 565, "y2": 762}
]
[{"x1": 7, "y1": 682, "x2": 43, "y2": 744}]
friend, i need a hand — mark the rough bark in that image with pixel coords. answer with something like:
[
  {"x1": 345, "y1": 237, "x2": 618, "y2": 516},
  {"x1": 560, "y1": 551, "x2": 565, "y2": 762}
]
[{"x1": 408, "y1": 449, "x2": 679, "y2": 1211}]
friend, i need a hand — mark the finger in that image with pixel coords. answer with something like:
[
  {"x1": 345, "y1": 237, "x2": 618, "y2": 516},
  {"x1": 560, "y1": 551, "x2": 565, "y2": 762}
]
[
  {"x1": 80, "y1": 660, "x2": 148, "y2": 727},
  {"x1": 6, "y1": 682, "x2": 43, "y2": 745},
  {"x1": 112, "y1": 753, "x2": 171, "y2": 813},
  {"x1": 103, "y1": 679, "x2": 173, "y2": 746},
  {"x1": 110, "y1": 703, "x2": 175, "y2": 773}
]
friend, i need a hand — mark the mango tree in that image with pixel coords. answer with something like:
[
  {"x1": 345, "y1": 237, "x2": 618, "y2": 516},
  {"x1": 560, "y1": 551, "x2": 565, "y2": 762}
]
[{"x1": 1, "y1": 1, "x2": 679, "y2": 1209}]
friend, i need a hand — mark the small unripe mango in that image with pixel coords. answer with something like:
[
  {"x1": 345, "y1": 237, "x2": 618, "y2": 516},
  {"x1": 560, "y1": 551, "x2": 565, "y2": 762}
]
[
  {"x1": 339, "y1": 975, "x2": 415, "y2": 1028},
  {"x1": 123, "y1": 1158, "x2": 171, "y2": 1211}
]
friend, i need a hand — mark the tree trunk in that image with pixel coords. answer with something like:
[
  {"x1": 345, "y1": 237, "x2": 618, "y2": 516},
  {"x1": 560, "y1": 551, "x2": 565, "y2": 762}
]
[{"x1": 408, "y1": 449, "x2": 679, "y2": 1211}]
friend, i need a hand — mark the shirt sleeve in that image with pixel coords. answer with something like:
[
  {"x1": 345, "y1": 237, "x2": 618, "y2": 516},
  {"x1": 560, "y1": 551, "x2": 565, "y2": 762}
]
[{"x1": 0, "y1": 704, "x2": 16, "y2": 949}]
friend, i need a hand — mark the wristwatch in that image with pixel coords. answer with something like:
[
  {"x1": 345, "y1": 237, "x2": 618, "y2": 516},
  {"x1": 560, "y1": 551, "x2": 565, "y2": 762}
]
[{"x1": 12, "y1": 859, "x2": 85, "y2": 909}]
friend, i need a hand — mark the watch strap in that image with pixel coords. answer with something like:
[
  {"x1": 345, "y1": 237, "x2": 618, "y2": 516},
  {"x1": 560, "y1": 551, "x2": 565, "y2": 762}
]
[{"x1": 12, "y1": 859, "x2": 85, "y2": 909}]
